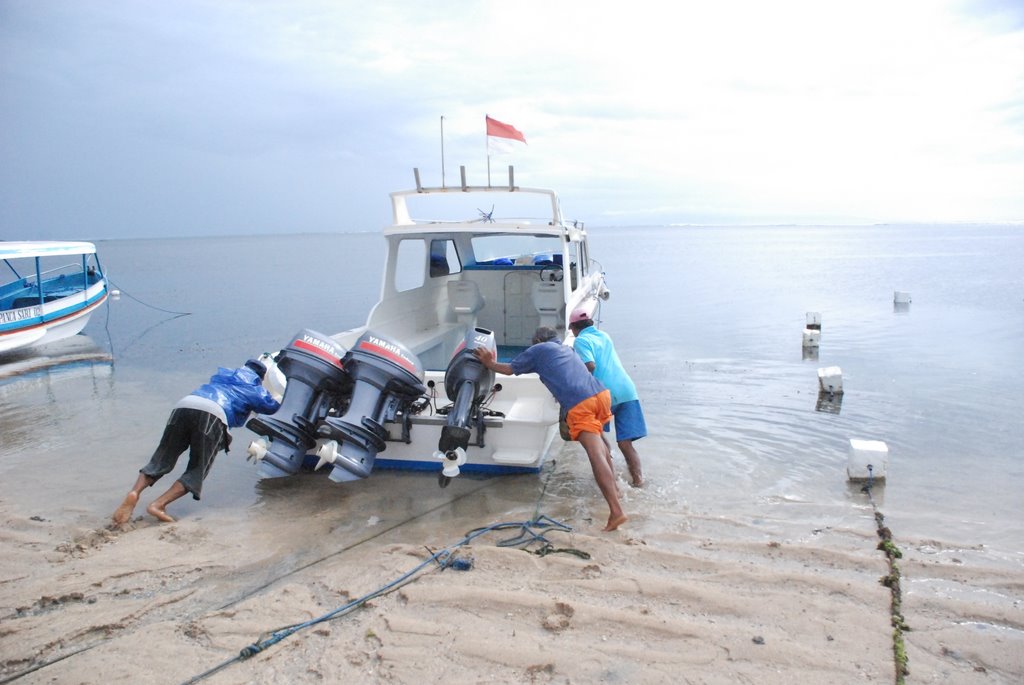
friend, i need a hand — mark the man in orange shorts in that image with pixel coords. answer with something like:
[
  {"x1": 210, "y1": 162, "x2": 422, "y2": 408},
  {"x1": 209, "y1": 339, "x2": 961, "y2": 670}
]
[{"x1": 475, "y1": 327, "x2": 627, "y2": 531}]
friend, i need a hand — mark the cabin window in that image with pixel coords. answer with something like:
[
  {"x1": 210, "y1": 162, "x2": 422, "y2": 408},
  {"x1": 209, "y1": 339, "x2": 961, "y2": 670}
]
[
  {"x1": 429, "y1": 239, "x2": 462, "y2": 278},
  {"x1": 394, "y1": 239, "x2": 426, "y2": 292},
  {"x1": 470, "y1": 234, "x2": 562, "y2": 266},
  {"x1": 568, "y1": 240, "x2": 584, "y2": 291}
]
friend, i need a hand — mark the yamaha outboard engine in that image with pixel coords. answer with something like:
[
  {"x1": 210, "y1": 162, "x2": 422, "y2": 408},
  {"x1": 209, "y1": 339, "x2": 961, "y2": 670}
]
[
  {"x1": 315, "y1": 330, "x2": 427, "y2": 482},
  {"x1": 246, "y1": 330, "x2": 350, "y2": 478},
  {"x1": 435, "y1": 328, "x2": 497, "y2": 482}
]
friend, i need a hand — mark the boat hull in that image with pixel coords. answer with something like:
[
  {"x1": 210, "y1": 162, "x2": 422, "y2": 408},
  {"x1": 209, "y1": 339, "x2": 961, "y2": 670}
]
[
  {"x1": 376, "y1": 370, "x2": 561, "y2": 475},
  {"x1": 0, "y1": 283, "x2": 108, "y2": 354}
]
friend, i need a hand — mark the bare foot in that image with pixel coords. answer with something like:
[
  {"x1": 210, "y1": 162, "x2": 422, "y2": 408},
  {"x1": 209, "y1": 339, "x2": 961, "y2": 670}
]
[
  {"x1": 630, "y1": 477, "x2": 644, "y2": 488},
  {"x1": 112, "y1": 491, "x2": 139, "y2": 526},
  {"x1": 603, "y1": 513, "x2": 628, "y2": 532},
  {"x1": 146, "y1": 502, "x2": 176, "y2": 523}
]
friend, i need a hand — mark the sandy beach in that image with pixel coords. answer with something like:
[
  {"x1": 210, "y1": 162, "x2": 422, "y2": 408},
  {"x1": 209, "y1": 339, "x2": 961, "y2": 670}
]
[{"x1": 2, "y1": 441, "x2": 1020, "y2": 685}]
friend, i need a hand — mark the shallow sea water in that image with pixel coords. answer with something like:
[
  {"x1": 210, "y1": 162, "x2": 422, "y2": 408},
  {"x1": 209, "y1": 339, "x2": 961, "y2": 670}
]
[{"x1": 1, "y1": 225, "x2": 1022, "y2": 574}]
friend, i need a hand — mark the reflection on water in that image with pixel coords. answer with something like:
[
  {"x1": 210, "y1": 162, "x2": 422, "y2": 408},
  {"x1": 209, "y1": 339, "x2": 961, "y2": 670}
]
[
  {"x1": 0, "y1": 334, "x2": 112, "y2": 380},
  {"x1": 815, "y1": 392, "x2": 843, "y2": 414},
  {"x1": 0, "y1": 335, "x2": 115, "y2": 455}
]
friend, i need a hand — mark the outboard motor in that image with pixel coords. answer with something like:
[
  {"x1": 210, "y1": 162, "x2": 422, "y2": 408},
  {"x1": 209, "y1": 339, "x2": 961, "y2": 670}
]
[
  {"x1": 434, "y1": 328, "x2": 497, "y2": 482},
  {"x1": 246, "y1": 330, "x2": 350, "y2": 478},
  {"x1": 315, "y1": 330, "x2": 426, "y2": 482}
]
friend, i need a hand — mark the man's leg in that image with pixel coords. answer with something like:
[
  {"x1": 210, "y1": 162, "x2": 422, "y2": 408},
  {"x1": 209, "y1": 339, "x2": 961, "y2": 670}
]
[
  {"x1": 600, "y1": 433, "x2": 623, "y2": 497},
  {"x1": 577, "y1": 431, "x2": 627, "y2": 532},
  {"x1": 148, "y1": 413, "x2": 225, "y2": 523},
  {"x1": 112, "y1": 473, "x2": 155, "y2": 525},
  {"x1": 146, "y1": 481, "x2": 188, "y2": 523},
  {"x1": 618, "y1": 439, "x2": 643, "y2": 487},
  {"x1": 613, "y1": 401, "x2": 646, "y2": 488},
  {"x1": 602, "y1": 433, "x2": 615, "y2": 469},
  {"x1": 113, "y1": 409, "x2": 190, "y2": 525}
]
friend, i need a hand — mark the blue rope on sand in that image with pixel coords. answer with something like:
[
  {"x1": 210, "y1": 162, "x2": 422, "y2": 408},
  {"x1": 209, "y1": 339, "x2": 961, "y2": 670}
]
[
  {"x1": 180, "y1": 513, "x2": 574, "y2": 685},
  {"x1": 468, "y1": 513, "x2": 572, "y2": 548}
]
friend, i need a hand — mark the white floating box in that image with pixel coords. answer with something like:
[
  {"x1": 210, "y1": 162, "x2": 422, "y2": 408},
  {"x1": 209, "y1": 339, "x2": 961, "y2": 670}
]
[
  {"x1": 817, "y1": 366, "x2": 843, "y2": 394},
  {"x1": 802, "y1": 328, "x2": 820, "y2": 347},
  {"x1": 893, "y1": 291, "x2": 911, "y2": 304},
  {"x1": 847, "y1": 439, "x2": 888, "y2": 481},
  {"x1": 805, "y1": 312, "x2": 821, "y2": 330}
]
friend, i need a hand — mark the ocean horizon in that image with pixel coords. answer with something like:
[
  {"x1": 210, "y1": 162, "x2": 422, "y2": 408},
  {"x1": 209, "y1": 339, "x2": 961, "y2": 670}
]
[{"x1": 61, "y1": 219, "x2": 1024, "y2": 243}]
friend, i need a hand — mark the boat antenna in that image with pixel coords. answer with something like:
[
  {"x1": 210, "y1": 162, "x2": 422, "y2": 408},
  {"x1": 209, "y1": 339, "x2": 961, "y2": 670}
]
[{"x1": 440, "y1": 115, "x2": 446, "y2": 189}]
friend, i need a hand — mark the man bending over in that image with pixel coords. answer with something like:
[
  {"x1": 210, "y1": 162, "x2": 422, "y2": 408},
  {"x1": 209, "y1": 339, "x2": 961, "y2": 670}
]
[{"x1": 475, "y1": 327, "x2": 627, "y2": 532}]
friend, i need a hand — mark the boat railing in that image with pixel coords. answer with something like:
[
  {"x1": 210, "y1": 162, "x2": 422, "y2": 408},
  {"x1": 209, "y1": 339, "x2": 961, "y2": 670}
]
[
  {"x1": 31, "y1": 262, "x2": 86, "y2": 282},
  {"x1": 1, "y1": 261, "x2": 100, "y2": 308},
  {"x1": 391, "y1": 166, "x2": 563, "y2": 228}
]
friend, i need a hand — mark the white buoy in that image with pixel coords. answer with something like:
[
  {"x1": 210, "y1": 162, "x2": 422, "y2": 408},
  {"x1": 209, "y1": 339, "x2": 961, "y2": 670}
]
[
  {"x1": 110, "y1": 289, "x2": 121, "y2": 299},
  {"x1": 817, "y1": 366, "x2": 843, "y2": 394},
  {"x1": 802, "y1": 328, "x2": 820, "y2": 347},
  {"x1": 847, "y1": 439, "x2": 888, "y2": 482},
  {"x1": 805, "y1": 312, "x2": 821, "y2": 330},
  {"x1": 893, "y1": 291, "x2": 911, "y2": 304}
]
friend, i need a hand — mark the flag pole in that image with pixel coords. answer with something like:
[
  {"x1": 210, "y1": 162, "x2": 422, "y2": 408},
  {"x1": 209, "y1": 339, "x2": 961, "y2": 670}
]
[
  {"x1": 485, "y1": 114, "x2": 491, "y2": 187},
  {"x1": 440, "y1": 115, "x2": 446, "y2": 189}
]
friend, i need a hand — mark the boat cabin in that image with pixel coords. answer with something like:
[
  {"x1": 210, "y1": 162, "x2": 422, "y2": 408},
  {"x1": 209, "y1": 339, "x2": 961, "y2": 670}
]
[{"x1": 340, "y1": 168, "x2": 608, "y2": 371}]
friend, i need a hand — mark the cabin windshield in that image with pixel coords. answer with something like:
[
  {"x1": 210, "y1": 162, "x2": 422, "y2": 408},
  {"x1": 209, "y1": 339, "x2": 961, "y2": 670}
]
[{"x1": 469, "y1": 234, "x2": 562, "y2": 266}]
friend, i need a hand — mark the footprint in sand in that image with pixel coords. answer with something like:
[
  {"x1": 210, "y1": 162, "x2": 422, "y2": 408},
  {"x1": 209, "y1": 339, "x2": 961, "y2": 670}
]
[
  {"x1": 55, "y1": 527, "x2": 118, "y2": 558},
  {"x1": 541, "y1": 601, "x2": 575, "y2": 632}
]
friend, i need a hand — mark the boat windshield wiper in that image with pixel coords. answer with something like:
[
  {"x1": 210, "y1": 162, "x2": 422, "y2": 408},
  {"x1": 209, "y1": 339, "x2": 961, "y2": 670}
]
[{"x1": 475, "y1": 205, "x2": 495, "y2": 223}]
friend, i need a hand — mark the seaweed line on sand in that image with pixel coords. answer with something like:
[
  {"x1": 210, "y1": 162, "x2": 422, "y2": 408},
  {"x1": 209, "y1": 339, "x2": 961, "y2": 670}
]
[{"x1": 869, "y1": 491, "x2": 910, "y2": 684}]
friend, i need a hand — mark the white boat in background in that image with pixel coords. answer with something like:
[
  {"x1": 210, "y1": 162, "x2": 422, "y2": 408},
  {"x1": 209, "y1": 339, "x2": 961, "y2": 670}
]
[
  {"x1": 247, "y1": 167, "x2": 610, "y2": 485},
  {"x1": 0, "y1": 241, "x2": 109, "y2": 354}
]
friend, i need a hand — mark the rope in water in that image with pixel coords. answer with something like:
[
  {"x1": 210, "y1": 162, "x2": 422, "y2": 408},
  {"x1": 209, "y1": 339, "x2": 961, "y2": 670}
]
[
  {"x1": 861, "y1": 466, "x2": 910, "y2": 684},
  {"x1": 106, "y1": 278, "x2": 191, "y2": 316},
  {"x1": 97, "y1": 277, "x2": 191, "y2": 358},
  {"x1": 181, "y1": 462, "x2": 581, "y2": 685}
]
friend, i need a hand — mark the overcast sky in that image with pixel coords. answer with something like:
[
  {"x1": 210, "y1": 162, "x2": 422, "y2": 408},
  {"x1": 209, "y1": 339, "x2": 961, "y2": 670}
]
[{"x1": 2, "y1": 0, "x2": 1022, "y2": 240}]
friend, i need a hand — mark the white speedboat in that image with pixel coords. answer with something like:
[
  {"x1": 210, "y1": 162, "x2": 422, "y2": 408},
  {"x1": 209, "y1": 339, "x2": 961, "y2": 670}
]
[
  {"x1": 247, "y1": 167, "x2": 609, "y2": 485},
  {"x1": 0, "y1": 241, "x2": 109, "y2": 354}
]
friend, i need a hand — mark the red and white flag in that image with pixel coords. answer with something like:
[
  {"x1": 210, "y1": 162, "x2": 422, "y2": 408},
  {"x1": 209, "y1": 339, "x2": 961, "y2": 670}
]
[{"x1": 486, "y1": 115, "x2": 526, "y2": 155}]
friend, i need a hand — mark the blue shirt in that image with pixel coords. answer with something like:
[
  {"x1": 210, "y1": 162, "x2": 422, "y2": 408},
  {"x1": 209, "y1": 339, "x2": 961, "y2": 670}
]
[
  {"x1": 190, "y1": 366, "x2": 281, "y2": 428},
  {"x1": 509, "y1": 341, "x2": 606, "y2": 410},
  {"x1": 572, "y1": 326, "x2": 638, "y2": 406}
]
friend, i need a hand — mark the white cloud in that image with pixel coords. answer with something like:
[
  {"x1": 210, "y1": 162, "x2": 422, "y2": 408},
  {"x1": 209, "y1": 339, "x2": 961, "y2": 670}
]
[{"x1": 1, "y1": 0, "x2": 1021, "y2": 238}]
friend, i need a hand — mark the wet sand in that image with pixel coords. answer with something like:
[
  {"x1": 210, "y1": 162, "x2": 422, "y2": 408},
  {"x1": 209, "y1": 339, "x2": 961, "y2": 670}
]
[{"x1": 2, "y1": 446, "x2": 1020, "y2": 685}]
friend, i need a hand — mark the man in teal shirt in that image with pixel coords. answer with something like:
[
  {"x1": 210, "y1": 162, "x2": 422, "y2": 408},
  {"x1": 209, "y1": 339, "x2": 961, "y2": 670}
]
[{"x1": 569, "y1": 305, "x2": 646, "y2": 487}]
